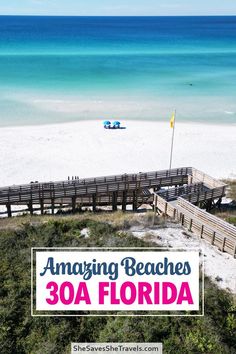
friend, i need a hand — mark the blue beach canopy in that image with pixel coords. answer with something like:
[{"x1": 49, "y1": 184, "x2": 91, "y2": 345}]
[
  {"x1": 113, "y1": 121, "x2": 121, "y2": 126},
  {"x1": 103, "y1": 120, "x2": 111, "y2": 125}
]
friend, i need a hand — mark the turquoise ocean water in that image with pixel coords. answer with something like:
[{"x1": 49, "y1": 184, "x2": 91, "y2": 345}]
[{"x1": 0, "y1": 16, "x2": 236, "y2": 126}]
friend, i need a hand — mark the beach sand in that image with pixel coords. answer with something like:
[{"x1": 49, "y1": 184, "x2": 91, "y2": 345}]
[
  {"x1": 0, "y1": 120, "x2": 235, "y2": 186},
  {"x1": 132, "y1": 221, "x2": 236, "y2": 294}
]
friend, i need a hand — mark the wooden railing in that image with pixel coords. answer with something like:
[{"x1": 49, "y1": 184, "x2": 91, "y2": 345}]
[
  {"x1": 0, "y1": 167, "x2": 191, "y2": 205},
  {"x1": 0, "y1": 194, "x2": 153, "y2": 216},
  {"x1": 176, "y1": 198, "x2": 236, "y2": 257},
  {"x1": 190, "y1": 168, "x2": 226, "y2": 189},
  {"x1": 153, "y1": 194, "x2": 177, "y2": 219},
  {"x1": 153, "y1": 192, "x2": 236, "y2": 257},
  {"x1": 157, "y1": 183, "x2": 205, "y2": 201},
  {"x1": 181, "y1": 186, "x2": 226, "y2": 204}
]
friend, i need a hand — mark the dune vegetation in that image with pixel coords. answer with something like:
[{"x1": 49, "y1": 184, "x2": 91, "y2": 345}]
[{"x1": 0, "y1": 214, "x2": 236, "y2": 354}]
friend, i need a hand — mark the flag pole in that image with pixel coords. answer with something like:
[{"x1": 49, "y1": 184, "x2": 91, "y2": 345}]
[{"x1": 169, "y1": 109, "x2": 176, "y2": 172}]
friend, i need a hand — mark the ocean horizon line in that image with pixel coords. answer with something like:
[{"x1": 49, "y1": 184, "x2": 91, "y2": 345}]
[{"x1": 1, "y1": 15, "x2": 236, "y2": 18}]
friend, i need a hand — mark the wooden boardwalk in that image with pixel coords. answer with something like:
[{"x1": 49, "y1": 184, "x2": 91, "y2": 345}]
[
  {"x1": 0, "y1": 166, "x2": 235, "y2": 257},
  {"x1": 0, "y1": 167, "x2": 191, "y2": 216},
  {"x1": 152, "y1": 168, "x2": 236, "y2": 258}
]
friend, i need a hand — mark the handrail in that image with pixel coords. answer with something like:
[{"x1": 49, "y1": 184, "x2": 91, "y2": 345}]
[
  {"x1": 0, "y1": 167, "x2": 192, "y2": 192},
  {"x1": 177, "y1": 197, "x2": 236, "y2": 238}
]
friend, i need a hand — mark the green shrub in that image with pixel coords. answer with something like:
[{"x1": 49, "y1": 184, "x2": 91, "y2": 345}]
[{"x1": 0, "y1": 218, "x2": 235, "y2": 354}]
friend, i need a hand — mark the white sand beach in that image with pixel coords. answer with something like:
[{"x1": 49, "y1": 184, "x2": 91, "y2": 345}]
[{"x1": 0, "y1": 120, "x2": 235, "y2": 186}]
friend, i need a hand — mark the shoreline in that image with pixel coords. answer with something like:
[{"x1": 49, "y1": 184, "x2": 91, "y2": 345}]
[
  {"x1": 0, "y1": 119, "x2": 235, "y2": 186},
  {"x1": 1, "y1": 93, "x2": 236, "y2": 127}
]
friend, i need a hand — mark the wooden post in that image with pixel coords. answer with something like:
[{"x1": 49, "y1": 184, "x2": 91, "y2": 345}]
[
  {"x1": 112, "y1": 192, "x2": 118, "y2": 211},
  {"x1": 122, "y1": 190, "x2": 127, "y2": 211},
  {"x1": 173, "y1": 208, "x2": 177, "y2": 220},
  {"x1": 181, "y1": 214, "x2": 185, "y2": 226},
  {"x1": 152, "y1": 195, "x2": 157, "y2": 225},
  {"x1": 206, "y1": 200, "x2": 212, "y2": 212},
  {"x1": 6, "y1": 203, "x2": 12, "y2": 218},
  {"x1": 51, "y1": 199, "x2": 55, "y2": 215},
  {"x1": 189, "y1": 219, "x2": 193, "y2": 232},
  {"x1": 221, "y1": 237, "x2": 226, "y2": 252},
  {"x1": 217, "y1": 197, "x2": 222, "y2": 210},
  {"x1": 72, "y1": 196, "x2": 76, "y2": 213},
  {"x1": 154, "y1": 195, "x2": 157, "y2": 216},
  {"x1": 233, "y1": 243, "x2": 236, "y2": 259},
  {"x1": 211, "y1": 231, "x2": 216, "y2": 245},
  {"x1": 40, "y1": 199, "x2": 44, "y2": 215},
  {"x1": 132, "y1": 190, "x2": 137, "y2": 211},
  {"x1": 28, "y1": 201, "x2": 33, "y2": 215},
  {"x1": 92, "y1": 194, "x2": 96, "y2": 212},
  {"x1": 200, "y1": 225, "x2": 204, "y2": 238},
  {"x1": 164, "y1": 202, "x2": 168, "y2": 216}
]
